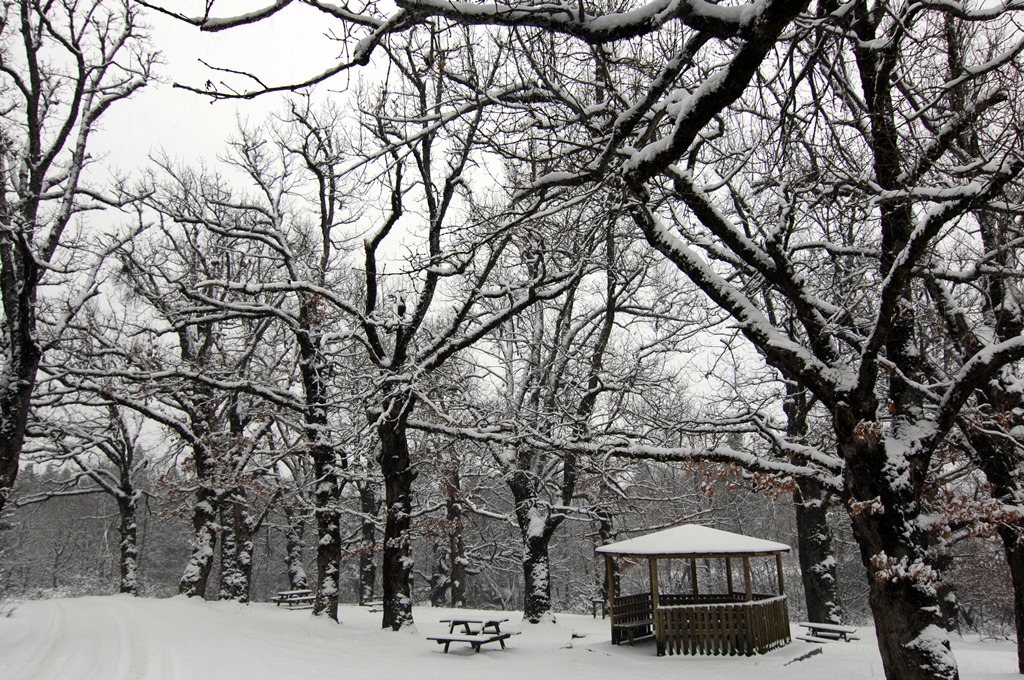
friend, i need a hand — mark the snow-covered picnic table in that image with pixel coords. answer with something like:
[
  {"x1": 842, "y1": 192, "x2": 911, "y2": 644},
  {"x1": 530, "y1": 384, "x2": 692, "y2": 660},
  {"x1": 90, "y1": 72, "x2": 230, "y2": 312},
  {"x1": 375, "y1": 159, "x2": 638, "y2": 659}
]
[
  {"x1": 428, "y1": 617, "x2": 518, "y2": 653},
  {"x1": 797, "y1": 622, "x2": 859, "y2": 643},
  {"x1": 270, "y1": 589, "x2": 315, "y2": 609}
]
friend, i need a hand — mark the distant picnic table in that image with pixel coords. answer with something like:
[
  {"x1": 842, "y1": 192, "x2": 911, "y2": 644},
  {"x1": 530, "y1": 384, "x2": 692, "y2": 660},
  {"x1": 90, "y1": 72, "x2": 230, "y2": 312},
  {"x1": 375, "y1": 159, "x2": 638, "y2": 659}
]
[
  {"x1": 271, "y1": 589, "x2": 315, "y2": 609},
  {"x1": 796, "y1": 622, "x2": 859, "y2": 643},
  {"x1": 428, "y1": 617, "x2": 517, "y2": 653}
]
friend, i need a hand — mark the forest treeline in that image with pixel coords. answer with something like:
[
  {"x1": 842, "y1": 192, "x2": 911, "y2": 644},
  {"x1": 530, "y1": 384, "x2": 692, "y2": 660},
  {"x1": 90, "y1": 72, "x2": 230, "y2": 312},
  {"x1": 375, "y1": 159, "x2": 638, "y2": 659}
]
[{"x1": 0, "y1": 1, "x2": 1022, "y2": 679}]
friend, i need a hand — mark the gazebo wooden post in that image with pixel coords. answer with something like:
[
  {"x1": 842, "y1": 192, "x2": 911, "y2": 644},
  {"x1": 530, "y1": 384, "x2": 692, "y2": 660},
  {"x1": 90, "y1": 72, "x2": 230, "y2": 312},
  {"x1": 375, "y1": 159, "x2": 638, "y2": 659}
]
[
  {"x1": 742, "y1": 556, "x2": 752, "y2": 600},
  {"x1": 649, "y1": 557, "x2": 663, "y2": 656},
  {"x1": 776, "y1": 553, "x2": 785, "y2": 595},
  {"x1": 726, "y1": 557, "x2": 734, "y2": 596},
  {"x1": 689, "y1": 558, "x2": 698, "y2": 598},
  {"x1": 605, "y1": 554, "x2": 616, "y2": 624},
  {"x1": 742, "y1": 556, "x2": 754, "y2": 654}
]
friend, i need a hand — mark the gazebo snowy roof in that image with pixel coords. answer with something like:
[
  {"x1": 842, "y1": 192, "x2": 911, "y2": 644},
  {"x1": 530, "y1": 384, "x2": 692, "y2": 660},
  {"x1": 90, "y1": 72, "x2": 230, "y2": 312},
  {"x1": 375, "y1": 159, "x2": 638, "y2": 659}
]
[{"x1": 596, "y1": 524, "x2": 791, "y2": 558}]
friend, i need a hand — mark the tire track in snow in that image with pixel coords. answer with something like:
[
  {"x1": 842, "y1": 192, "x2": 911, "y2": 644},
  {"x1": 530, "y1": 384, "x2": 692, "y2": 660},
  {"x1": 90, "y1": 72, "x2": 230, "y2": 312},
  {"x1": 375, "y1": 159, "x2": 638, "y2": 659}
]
[{"x1": 8, "y1": 596, "x2": 177, "y2": 680}]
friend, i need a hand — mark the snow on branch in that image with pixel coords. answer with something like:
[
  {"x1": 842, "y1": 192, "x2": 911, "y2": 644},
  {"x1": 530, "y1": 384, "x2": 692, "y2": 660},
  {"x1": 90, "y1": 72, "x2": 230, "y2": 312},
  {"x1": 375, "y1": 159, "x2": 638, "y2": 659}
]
[{"x1": 406, "y1": 416, "x2": 844, "y2": 490}]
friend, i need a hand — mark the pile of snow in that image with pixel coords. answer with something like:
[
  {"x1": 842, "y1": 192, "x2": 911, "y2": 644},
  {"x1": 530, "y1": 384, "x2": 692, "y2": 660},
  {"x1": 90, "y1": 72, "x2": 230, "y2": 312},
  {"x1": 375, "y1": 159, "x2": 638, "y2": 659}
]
[{"x1": 0, "y1": 595, "x2": 1015, "y2": 679}]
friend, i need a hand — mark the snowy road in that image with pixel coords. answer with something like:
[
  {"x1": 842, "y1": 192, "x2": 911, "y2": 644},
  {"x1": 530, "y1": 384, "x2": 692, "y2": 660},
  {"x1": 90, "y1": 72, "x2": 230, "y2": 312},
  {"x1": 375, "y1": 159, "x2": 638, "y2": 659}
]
[
  {"x1": 0, "y1": 595, "x2": 1015, "y2": 680},
  {"x1": 0, "y1": 595, "x2": 346, "y2": 680}
]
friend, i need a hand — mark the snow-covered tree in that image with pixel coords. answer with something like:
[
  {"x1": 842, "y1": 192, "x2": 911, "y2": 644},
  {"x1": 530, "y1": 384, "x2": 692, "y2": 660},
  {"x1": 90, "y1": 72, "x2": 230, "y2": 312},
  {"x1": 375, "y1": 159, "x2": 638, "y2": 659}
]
[{"x1": 0, "y1": 0, "x2": 154, "y2": 513}]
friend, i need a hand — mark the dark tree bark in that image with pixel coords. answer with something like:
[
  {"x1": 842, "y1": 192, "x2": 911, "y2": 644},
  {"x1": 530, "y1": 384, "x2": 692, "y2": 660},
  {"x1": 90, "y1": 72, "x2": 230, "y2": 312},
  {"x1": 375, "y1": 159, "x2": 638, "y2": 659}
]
[
  {"x1": 595, "y1": 509, "x2": 619, "y2": 602},
  {"x1": 428, "y1": 461, "x2": 468, "y2": 608},
  {"x1": 218, "y1": 490, "x2": 257, "y2": 603},
  {"x1": 310, "y1": 445, "x2": 342, "y2": 620},
  {"x1": 357, "y1": 482, "x2": 378, "y2": 604},
  {"x1": 116, "y1": 494, "x2": 140, "y2": 596},
  {"x1": 374, "y1": 393, "x2": 417, "y2": 630},
  {"x1": 838, "y1": 403, "x2": 955, "y2": 680},
  {"x1": 445, "y1": 466, "x2": 468, "y2": 609},
  {"x1": 179, "y1": 484, "x2": 220, "y2": 598},
  {"x1": 509, "y1": 461, "x2": 566, "y2": 623},
  {"x1": 283, "y1": 504, "x2": 309, "y2": 591},
  {"x1": 793, "y1": 477, "x2": 842, "y2": 623},
  {"x1": 784, "y1": 384, "x2": 842, "y2": 623}
]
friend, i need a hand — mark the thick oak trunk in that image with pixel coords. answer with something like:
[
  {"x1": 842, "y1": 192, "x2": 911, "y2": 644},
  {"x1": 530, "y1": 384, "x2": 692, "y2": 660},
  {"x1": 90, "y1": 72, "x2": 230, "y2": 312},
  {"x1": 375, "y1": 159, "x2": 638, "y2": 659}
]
[
  {"x1": 0, "y1": 314, "x2": 40, "y2": 514},
  {"x1": 311, "y1": 449, "x2": 341, "y2": 620},
  {"x1": 510, "y1": 466, "x2": 563, "y2": 623},
  {"x1": 794, "y1": 477, "x2": 842, "y2": 623},
  {"x1": 117, "y1": 495, "x2": 140, "y2": 596},
  {"x1": 998, "y1": 526, "x2": 1024, "y2": 674},
  {"x1": 839, "y1": 406, "x2": 958, "y2": 680},
  {"x1": 283, "y1": 505, "x2": 309, "y2": 591},
  {"x1": 219, "y1": 492, "x2": 255, "y2": 603},
  {"x1": 357, "y1": 483, "x2": 378, "y2": 604},
  {"x1": 377, "y1": 411, "x2": 416, "y2": 630},
  {"x1": 522, "y1": 532, "x2": 555, "y2": 623},
  {"x1": 179, "y1": 488, "x2": 219, "y2": 598}
]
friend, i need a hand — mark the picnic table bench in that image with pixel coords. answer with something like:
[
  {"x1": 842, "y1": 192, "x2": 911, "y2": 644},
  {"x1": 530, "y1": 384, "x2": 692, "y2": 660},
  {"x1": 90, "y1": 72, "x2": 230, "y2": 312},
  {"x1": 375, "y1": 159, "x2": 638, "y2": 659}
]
[
  {"x1": 428, "y1": 617, "x2": 518, "y2": 653},
  {"x1": 427, "y1": 632, "x2": 514, "y2": 653},
  {"x1": 796, "y1": 622, "x2": 859, "y2": 643},
  {"x1": 271, "y1": 589, "x2": 315, "y2": 609}
]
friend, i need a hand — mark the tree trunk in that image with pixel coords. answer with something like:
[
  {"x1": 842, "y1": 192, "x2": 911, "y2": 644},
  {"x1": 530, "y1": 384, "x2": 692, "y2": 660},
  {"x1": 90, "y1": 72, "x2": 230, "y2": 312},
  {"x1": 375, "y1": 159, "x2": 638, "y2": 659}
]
[
  {"x1": 444, "y1": 463, "x2": 467, "y2": 608},
  {"x1": 117, "y1": 495, "x2": 140, "y2": 596},
  {"x1": 357, "y1": 483, "x2": 378, "y2": 604},
  {"x1": 784, "y1": 382, "x2": 843, "y2": 623},
  {"x1": 509, "y1": 463, "x2": 563, "y2": 623},
  {"x1": 219, "y1": 491, "x2": 255, "y2": 603},
  {"x1": 311, "y1": 449, "x2": 341, "y2": 620},
  {"x1": 839, "y1": 406, "x2": 957, "y2": 680},
  {"x1": 998, "y1": 525, "x2": 1024, "y2": 674},
  {"x1": 522, "y1": 531, "x2": 555, "y2": 623},
  {"x1": 429, "y1": 539, "x2": 450, "y2": 608},
  {"x1": 283, "y1": 505, "x2": 309, "y2": 591},
  {"x1": 376, "y1": 404, "x2": 416, "y2": 630},
  {"x1": 968, "y1": 425, "x2": 1024, "y2": 672},
  {"x1": 794, "y1": 477, "x2": 842, "y2": 623},
  {"x1": 0, "y1": 306, "x2": 40, "y2": 514},
  {"x1": 179, "y1": 487, "x2": 219, "y2": 598},
  {"x1": 596, "y1": 510, "x2": 619, "y2": 601}
]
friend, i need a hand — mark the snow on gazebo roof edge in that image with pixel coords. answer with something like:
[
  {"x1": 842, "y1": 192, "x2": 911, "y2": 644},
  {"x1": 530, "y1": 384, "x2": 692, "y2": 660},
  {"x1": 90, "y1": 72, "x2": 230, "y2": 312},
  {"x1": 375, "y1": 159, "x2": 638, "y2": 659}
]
[{"x1": 596, "y1": 523, "x2": 791, "y2": 557}]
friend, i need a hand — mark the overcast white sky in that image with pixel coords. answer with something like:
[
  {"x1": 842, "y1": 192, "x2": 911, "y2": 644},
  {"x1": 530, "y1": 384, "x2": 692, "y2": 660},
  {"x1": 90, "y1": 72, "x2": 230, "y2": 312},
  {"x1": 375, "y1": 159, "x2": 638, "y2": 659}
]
[{"x1": 93, "y1": 4, "x2": 348, "y2": 173}]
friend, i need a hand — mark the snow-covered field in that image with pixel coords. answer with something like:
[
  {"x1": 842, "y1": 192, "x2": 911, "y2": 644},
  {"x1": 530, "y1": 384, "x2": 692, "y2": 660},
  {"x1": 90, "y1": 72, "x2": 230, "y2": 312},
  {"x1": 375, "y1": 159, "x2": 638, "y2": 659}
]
[{"x1": 0, "y1": 595, "x2": 1016, "y2": 680}]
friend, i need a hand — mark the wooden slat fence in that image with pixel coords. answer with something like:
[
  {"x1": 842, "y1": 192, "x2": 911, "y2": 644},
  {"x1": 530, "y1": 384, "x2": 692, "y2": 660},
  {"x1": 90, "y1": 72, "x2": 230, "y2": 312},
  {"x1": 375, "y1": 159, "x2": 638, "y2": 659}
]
[
  {"x1": 609, "y1": 592, "x2": 654, "y2": 645},
  {"x1": 655, "y1": 595, "x2": 790, "y2": 656}
]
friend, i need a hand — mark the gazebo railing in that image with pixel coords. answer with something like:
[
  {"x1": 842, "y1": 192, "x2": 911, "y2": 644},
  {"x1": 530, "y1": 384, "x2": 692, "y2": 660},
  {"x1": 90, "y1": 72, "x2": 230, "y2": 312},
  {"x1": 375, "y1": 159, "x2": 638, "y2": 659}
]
[{"x1": 655, "y1": 594, "x2": 790, "y2": 656}]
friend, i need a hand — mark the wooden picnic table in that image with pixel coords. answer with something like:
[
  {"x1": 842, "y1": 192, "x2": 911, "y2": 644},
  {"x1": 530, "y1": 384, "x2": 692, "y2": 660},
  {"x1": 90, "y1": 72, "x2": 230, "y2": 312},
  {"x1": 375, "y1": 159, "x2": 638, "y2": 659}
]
[
  {"x1": 427, "y1": 617, "x2": 518, "y2": 653},
  {"x1": 271, "y1": 589, "x2": 315, "y2": 609},
  {"x1": 797, "y1": 621, "x2": 859, "y2": 643}
]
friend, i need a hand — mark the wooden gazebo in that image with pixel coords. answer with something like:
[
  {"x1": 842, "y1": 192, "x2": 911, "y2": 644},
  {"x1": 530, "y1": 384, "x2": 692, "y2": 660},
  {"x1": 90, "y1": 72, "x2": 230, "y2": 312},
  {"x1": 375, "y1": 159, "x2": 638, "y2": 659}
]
[{"x1": 597, "y1": 524, "x2": 791, "y2": 656}]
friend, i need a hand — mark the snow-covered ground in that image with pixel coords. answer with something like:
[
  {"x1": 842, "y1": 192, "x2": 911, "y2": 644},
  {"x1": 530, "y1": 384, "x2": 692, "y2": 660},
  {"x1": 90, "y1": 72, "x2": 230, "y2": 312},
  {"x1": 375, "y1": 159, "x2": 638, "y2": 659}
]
[{"x1": 0, "y1": 595, "x2": 1016, "y2": 679}]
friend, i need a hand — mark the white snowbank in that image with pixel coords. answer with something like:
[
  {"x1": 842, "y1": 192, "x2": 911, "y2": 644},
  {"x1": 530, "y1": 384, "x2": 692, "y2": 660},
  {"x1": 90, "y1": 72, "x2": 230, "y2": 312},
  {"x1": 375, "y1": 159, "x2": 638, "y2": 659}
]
[{"x1": 0, "y1": 595, "x2": 1014, "y2": 679}]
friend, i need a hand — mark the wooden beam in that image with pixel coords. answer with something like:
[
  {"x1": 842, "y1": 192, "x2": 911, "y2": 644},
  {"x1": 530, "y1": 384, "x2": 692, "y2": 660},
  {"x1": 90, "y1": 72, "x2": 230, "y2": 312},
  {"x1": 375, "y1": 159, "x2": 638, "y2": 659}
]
[
  {"x1": 726, "y1": 557, "x2": 734, "y2": 595},
  {"x1": 690, "y1": 558, "x2": 699, "y2": 597},
  {"x1": 650, "y1": 557, "x2": 661, "y2": 653},
  {"x1": 743, "y1": 556, "x2": 752, "y2": 601},
  {"x1": 776, "y1": 552, "x2": 785, "y2": 595},
  {"x1": 605, "y1": 554, "x2": 616, "y2": 623}
]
